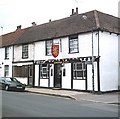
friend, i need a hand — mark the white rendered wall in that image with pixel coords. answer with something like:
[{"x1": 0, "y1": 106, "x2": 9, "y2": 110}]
[
  {"x1": 118, "y1": 35, "x2": 120, "y2": 89},
  {"x1": 73, "y1": 80, "x2": 85, "y2": 90},
  {"x1": 99, "y1": 32, "x2": 118, "y2": 91},
  {"x1": 40, "y1": 79, "x2": 49, "y2": 87},
  {"x1": 87, "y1": 62, "x2": 98, "y2": 91},
  {"x1": 35, "y1": 41, "x2": 46, "y2": 61},
  {"x1": 62, "y1": 63, "x2": 71, "y2": 89},
  {"x1": 0, "y1": 48, "x2": 4, "y2": 77},
  {"x1": 49, "y1": 64, "x2": 54, "y2": 87},
  {"x1": 78, "y1": 32, "x2": 98, "y2": 57},
  {"x1": 0, "y1": 46, "x2": 13, "y2": 77},
  {"x1": 14, "y1": 44, "x2": 34, "y2": 62},
  {"x1": 35, "y1": 32, "x2": 98, "y2": 60},
  {"x1": 87, "y1": 65, "x2": 92, "y2": 90},
  {"x1": 35, "y1": 65, "x2": 39, "y2": 86},
  {"x1": 16, "y1": 77, "x2": 27, "y2": 85}
]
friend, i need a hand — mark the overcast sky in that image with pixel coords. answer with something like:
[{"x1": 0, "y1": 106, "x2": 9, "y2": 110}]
[{"x1": 0, "y1": 0, "x2": 119, "y2": 35}]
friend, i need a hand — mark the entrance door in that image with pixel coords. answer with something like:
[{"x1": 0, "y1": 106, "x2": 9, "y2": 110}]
[
  {"x1": 28, "y1": 65, "x2": 33, "y2": 86},
  {"x1": 54, "y1": 64, "x2": 62, "y2": 88}
]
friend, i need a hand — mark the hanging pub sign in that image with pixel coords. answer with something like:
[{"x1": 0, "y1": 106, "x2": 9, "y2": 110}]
[{"x1": 51, "y1": 43, "x2": 59, "y2": 58}]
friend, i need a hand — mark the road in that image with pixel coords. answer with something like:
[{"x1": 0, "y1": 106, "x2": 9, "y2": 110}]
[{"x1": 1, "y1": 90, "x2": 118, "y2": 118}]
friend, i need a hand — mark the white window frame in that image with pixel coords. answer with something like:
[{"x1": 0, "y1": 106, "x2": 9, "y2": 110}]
[
  {"x1": 69, "y1": 35, "x2": 79, "y2": 53},
  {"x1": 46, "y1": 40, "x2": 53, "y2": 56},
  {"x1": 22, "y1": 44, "x2": 28, "y2": 59},
  {"x1": 73, "y1": 62, "x2": 86, "y2": 80},
  {"x1": 40, "y1": 64, "x2": 49, "y2": 79},
  {"x1": 5, "y1": 47, "x2": 9, "y2": 59}
]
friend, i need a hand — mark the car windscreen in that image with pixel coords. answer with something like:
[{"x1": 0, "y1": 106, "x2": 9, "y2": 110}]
[
  {"x1": 5, "y1": 78, "x2": 12, "y2": 82},
  {"x1": 0, "y1": 77, "x2": 4, "y2": 82},
  {"x1": 10, "y1": 78, "x2": 19, "y2": 82}
]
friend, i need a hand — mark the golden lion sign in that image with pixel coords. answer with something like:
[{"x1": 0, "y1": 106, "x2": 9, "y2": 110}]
[{"x1": 51, "y1": 44, "x2": 59, "y2": 58}]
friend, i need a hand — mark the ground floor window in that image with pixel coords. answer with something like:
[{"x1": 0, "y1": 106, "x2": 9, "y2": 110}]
[
  {"x1": 73, "y1": 62, "x2": 87, "y2": 80},
  {"x1": 40, "y1": 64, "x2": 49, "y2": 79},
  {"x1": 4, "y1": 65, "x2": 9, "y2": 77},
  {"x1": 13, "y1": 65, "x2": 28, "y2": 77}
]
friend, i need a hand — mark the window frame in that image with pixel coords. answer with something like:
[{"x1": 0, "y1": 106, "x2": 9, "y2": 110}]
[
  {"x1": 5, "y1": 47, "x2": 9, "y2": 59},
  {"x1": 69, "y1": 35, "x2": 79, "y2": 54},
  {"x1": 4, "y1": 65, "x2": 9, "y2": 77},
  {"x1": 13, "y1": 65, "x2": 28, "y2": 78},
  {"x1": 46, "y1": 40, "x2": 53, "y2": 56},
  {"x1": 22, "y1": 44, "x2": 28, "y2": 59},
  {"x1": 40, "y1": 64, "x2": 49, "y2": 79},
  {"x1": 73, "y1": 62, "x2": 87, "y2": 80}
]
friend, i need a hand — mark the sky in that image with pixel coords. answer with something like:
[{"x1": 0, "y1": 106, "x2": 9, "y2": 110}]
[{"x1": 0, "y1": 0, "x2": 119, "y2": 35}]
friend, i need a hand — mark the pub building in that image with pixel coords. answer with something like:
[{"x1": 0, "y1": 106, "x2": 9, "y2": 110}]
[{"x1": 0, "y1": 9, "x2": 119, "y2": 92}]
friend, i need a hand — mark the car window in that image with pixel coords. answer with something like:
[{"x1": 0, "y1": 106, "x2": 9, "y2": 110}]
[
  {"x1": 0, "y1": 78, "x2": 7, "y2": 83},
  {"x1": 0, "y1": 77, "x2": 2, "y2": 82},
  {"x1": 5, "y1": 78, "x2": 12, "y2": 82},
  {"x1": 10, "y1": 78, "x2": 19, "y2": 82}
]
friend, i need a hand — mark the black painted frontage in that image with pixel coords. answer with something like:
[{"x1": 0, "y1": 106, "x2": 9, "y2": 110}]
[
  {"x1": 34, "y1": 56, "x2": 100, "y2": 92},
  {"x1": 54, "y1": 64, "x2": 62, "y2": 88}
]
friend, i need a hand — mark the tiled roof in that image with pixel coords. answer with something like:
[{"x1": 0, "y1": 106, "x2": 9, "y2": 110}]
[
  {"x1": 15, "y1": 10, "x2": 97, "y2": 44},
  {"x1": 97, "y1": 11, "x2": 119, "y2": 34},
  {"x1": 1, "y1": 29, "x2": 25, "y2": 47},
  {"x1": 1, "y1": 10, "x2": 120, "y2": 47}
]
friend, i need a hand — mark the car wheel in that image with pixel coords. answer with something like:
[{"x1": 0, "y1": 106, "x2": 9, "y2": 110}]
[{"x1": 5, "y1": 85, "x2": 9, "y2": 91}]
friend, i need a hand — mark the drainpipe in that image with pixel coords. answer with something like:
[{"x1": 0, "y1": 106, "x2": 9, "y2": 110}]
[
  {"x1": 91, "y1": 29, "x2": 95, "y2": 92},
  {"x1": 97, "y1": 31, "x2": 100, "y2": 92},
  {"x1": 12, "y1": 45, "x2": 14, "y2": 77}
]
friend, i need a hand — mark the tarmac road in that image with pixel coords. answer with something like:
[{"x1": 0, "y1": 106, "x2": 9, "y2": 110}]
[{"x1": 2, "y1": 90, "x2": 118, "y2": 118}]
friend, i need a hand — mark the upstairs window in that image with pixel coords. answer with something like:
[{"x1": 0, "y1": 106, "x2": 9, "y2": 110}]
[
  {"x1": 5, "y1": 47, "x2": 9, "y2": 59},
  {"x1": 22, "y1": 44, "x2": 28, "y2": 59},
  {"x1": 69, "y1": 35, "x2": 79, "y2": 53},
  {"x1": 46, "y1": 40, "x2": 53, "y2": 56}
]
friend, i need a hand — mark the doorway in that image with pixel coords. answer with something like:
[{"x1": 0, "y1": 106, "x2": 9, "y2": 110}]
[
  {"x1": 54, "y1": 64, "x2": 62, "y2": 88},
  {"x1": 28, "y1": 65, "x2": 33, "y2": 86}
]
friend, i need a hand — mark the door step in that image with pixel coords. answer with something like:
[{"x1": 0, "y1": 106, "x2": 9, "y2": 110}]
[{"x1": 52, "y1": 88, "x2": 61, "y2": 90}]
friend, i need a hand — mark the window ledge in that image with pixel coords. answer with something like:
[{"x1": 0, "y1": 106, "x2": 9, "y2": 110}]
[
  {"x1": 68, "y1": 51, "x2": 79, "y2": 54},
  {"x1": 4, "y1": 58, "x2": 9, "y2": 60},
  {"x1": 22, "y1": 57, "x2": 28, "y2": 59}
]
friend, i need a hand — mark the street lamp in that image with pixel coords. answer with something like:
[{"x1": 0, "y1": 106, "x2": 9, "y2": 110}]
[
  {"x1": 0, "y1": 26, "x2": 3, "y2": 47},
  {"x1": 1, "y1": 26, "x2": 3, "y2": 35},
  {"x1": 82, "y1": 15, "x2": 95, "y2": 92}
]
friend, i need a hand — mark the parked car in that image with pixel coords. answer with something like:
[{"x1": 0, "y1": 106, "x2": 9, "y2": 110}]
[{"x1": 0, "y1": 77, "x2": 25, "y2": 91}]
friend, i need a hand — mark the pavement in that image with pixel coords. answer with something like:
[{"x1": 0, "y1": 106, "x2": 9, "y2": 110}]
[{"x1": 25, "y1": 87, "x2": 119, "y2": 105}]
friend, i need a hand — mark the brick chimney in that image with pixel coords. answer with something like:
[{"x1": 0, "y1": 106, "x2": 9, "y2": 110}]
[
  {"x1": 76, "y1": 7, "x2": 78, "y2": 14},
  {"x1": 32, "y1": 22, "x2": 37, "y2": 26},
  {"x1": 72, "y1": 9, "x2": 74, "y2": 15},
  {"x1": 16, "y1": 25, "x2": 21, "y2": 30},
  {"x1": 70, "y1": 7, "x2": 78, "y2": 16}
]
